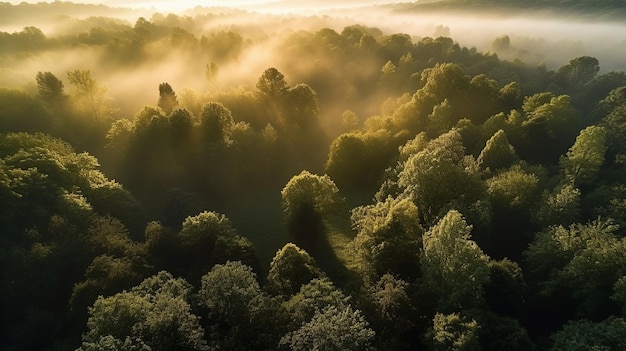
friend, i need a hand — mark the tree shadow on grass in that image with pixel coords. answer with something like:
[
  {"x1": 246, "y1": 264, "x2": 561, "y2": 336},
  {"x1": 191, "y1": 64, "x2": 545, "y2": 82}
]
[{"x1": 288, "y1": 209, "x2": 357, "y2": 291}]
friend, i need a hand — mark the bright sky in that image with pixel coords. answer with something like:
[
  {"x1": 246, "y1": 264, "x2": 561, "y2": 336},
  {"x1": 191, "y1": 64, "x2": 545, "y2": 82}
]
[{"x1": 7, "y1": 1, "x2": 390, "y2": 13}]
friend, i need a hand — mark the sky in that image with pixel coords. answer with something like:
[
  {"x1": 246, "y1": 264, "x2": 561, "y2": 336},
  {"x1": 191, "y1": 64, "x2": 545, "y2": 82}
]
[{"x1": 7, "y1": 0, "x2": 392, "y2": 13}]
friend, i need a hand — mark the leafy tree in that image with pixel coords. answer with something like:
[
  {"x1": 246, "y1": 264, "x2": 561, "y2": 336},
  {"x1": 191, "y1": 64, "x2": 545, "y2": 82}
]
[
  {"x1": 525, "y1": 219, "x2": 626, "y2": 321},
  {"x1": 537, "y1": 183, "x2": 581, "y2": 226},
  {"x1": 519, "y1": 93, "x2": 580, "y2": 163},
  {"x1": 560, "y1": 125, "x2": 607, "y2": 187},
  {"x1": 398, "y1": 130, "x2": 483, "y2": 225},
  {"x1": 36, "y1": 71, "x2": 66, "y2": 107},
  {"x1": 256, "y1": 67, "x2": 288, "y2": 100},
  {"x1": 426, "y1": 312, "x2": 480, "y2": 351},
  {"x1": 281, "y1": 171, "x2": 342, "y2": 248},
  {"x1": 266, "y1": 243, "x2": 324, "y2": 296},
  {"x1": 325, "y1": 130, "x2": 396, "y2": 192},
  {"x1": 484, "y1": 166, "x2": 540, "y2": 258},
  {"x1": 198, "y1": 102, "x2": 234, "y2": 146},
  {"x1": 175, "y1": 211, "x2": 258, "y2": 283},
  {"x1": 421, "y1": 210, "x2": 491, "y2": 312},
  {"x1": 80, "y1": 272, "x2": 207, "y2": 351},
  {"x1": 483, "y1": 259, "x2": 526, "y2": 317},
  {"x1": 283, "y1": 277, "x2": 350, "y2": 326},
  {"x1": 366, "y1": 273, "x2": 416, "y2": 350},
  {"x1": 555, "y1": 56, "x2": 600, "y2": 89},
  {"x1": 157, "y1": 82, "x2": 178, "y2": 115},
  {"x1": 286, "y1": 83, "x2": 319, "y2": 128},
  {"x1": 477, "y1": 129, "x2": 519, "y2": 172},
  {"x1": 67, "y1": 69, "x2": 112, "y2": 121},
  {"x1": 427, "y1": 98, "x2": 455, "y2": 138},
  {"x1": 200, "y1": 261, "x2": 286, "y2": 351},
  {"x1": 550, "y1": 317, "x2": 626, "y2": 351},
  {"x1": 351, "y1": 197, "x2": 423, "y2": 283},
  {"x1": 280, "y1": 305, "x2": 375, "y2": 351}
]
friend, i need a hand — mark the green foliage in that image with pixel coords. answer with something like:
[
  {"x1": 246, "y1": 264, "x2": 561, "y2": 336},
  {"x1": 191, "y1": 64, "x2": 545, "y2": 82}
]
[
  {"x1": 326, "y1": 130, "x2": 397, "y2": 191},
  {"x1": 280, "y1": 305, "x2": 375, "y2": 351},
  {"x1": 2, "y1": 5, "x2": 626, "y2": 350},
  {"x1": 158, "y1": 82, "x2": 178, "y2": 115},
  {"x1": 200, "y1": 261, "x2": 286, "y2": 350},
  {"x1": 175, "y1": 211, "x2": 258, "y2": 282},
  {"x1": 550, "y1": 317, "x2": 626, "y2": 351},
  {"x1": 421, "y1": 210, "x2": 491, "y2": 311},
  {"x1": 478, "y1": 129, "x2": 519, "y2": 171},
  {"x1": 351, "y1": 197, "x2": 423, "y2": 282},
  {"x1": 266, "y1": 243, "x2": 323, "y2": 296},
  {"x1": 281, "y1": 170, "x2": 341, "y2": 219},
  {"x1": 398, "y1": 130, "x2": 483, "y2": 224},
  {"x1": 426, "y1": 312, "x2": 480, "y2": 351},
  {"x1": 519, "y1": 93, "x2": 580, "y2": 163},
  {"x1": 537, "y1": 183, "x2": 581, "y2": 226},
  {"x1": 560, "y1": 125, "x2": 607, "y2": 186},
  {"x1": 67, "y1": 69, "x2": 114, "y2": 121},
  {"x1": 525, "y1": 219, "x2": 626, "y2": 320},
  {"x1": 283, "y1": 277, "x2": 350, "y2": 326},
  {"x1": 81, "y1": 272, "x2": 207, "y2": 351},
  {"x1": 555, "y1": 56, "x2": 600, "y2": 89}
]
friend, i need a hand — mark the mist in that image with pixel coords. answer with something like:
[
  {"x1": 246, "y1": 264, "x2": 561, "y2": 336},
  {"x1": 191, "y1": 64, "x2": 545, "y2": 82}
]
[{"x1": 2, "y1": 1, "x2": 626, "y2": 127}]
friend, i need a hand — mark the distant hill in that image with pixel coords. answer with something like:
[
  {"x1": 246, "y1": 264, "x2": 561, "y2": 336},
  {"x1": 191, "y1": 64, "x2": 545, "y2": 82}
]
[
  {"x1": 0, "y1": 2, "x2": 142, "y2": 28},
  {"x1": 393, "y1": 0, "x2": 626, "y2": 20}
]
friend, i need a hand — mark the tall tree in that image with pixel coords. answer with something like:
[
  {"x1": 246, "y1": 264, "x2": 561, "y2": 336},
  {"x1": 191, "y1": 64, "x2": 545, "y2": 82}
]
[
  {"x1": 477, "y1": 129, "x2": 519, "y2": 172},
  {"x1": 157, "y1": 82, "x2": 178, "y2": 115},
  {"x1": 421, "y1": 210, "x2": 491, "y2": 312},
  {"x1": 281, "y1": 171, "x2": 342, "y2": 250},
  {"x1": 256, "y1": 67, "x2": 288, "y2": 100},
  {"x1": 560, "y1": 125, "x2": 607, "y2": 187},
  {"x1": 36, "y1": 71, "x2": 65, "y2": 107},
  {"x1": 266, "y1": 243, "x2": 323, "y2": 297},
  {"x1": 67, "y1": 69, "x2": 110, "y2": 121}
]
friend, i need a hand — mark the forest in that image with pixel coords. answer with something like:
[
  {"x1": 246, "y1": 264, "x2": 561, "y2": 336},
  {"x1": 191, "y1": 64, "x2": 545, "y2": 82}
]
[{"x1": 1, "y1": 1, "x2": 626, "y2": 350}]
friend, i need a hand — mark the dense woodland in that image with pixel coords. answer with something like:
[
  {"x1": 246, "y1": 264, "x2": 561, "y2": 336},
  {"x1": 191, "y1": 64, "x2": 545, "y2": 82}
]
[{"x1": 2, "y1": 1, "x2": 626, "y2": 350}]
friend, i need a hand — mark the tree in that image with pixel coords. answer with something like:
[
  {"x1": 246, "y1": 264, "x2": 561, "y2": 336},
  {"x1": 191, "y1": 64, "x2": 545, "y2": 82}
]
[
  {"x1": 80, "y1": 272, "x2": 207, "y2": 351},
  {"x1": 367, "y1": 274, "x2": 415, "y2": 350},
  {"x1": 256, "y1": 67, "x2": 288, "y2": 100},
  {"x1": 426, "y1": 313, "x2": 480, "y2": 351},
  {"x1": 67, "y1": 69, "x2": 111, "y2": 121},
  {"x1": 550, "y1": 317, "x2": 626, "y2": 351},
  {"x1": 537, "y1": 183, "x2": 581, "y2": 226},
  {"x1": 427, "y1": 98, "x2": 455, "y2": 138},
  {"x1": 175, "y1": 211, "x2": 258, "y2": 283},
  {"x1": 398, "y1": 130, "x2": 483, "y2": 225},
  {"x1": 555, "y1": 56, "x2": 600, "y2": 89},
  {"x1": 280, "y1": 305, "x2": 375, "y2": 351},
  {"x1": 519, "y1": 94, "x2": 580, "y2": 163},
  {"x1": 198, "y1": 102, "x2": 234, "y2": 145},
  {"x1": 477, "y1": 129, "x2": 519, "y2": 172},
  {"x1": 36, "y1": 71, "x2": 65, "y2": 107},
  {"x1": 157, "y1": 82, "x2": 178, "y2": 115},
  {"x1": 351, "y1": 197, "x2": 423, "y2": 283},
  {"x1": 525, "y1": 219, "x2": 626, "y2": 321},
  {"x1": 199, "y1": 261, "x2": 285, "y2": 350},
  {"x1": 325, "y1": 130, "x2": 396, "y2": 191},
  {"x1": 421, "y1": 210, "x2": 490, "y2": 311},
  {"x1": 484, "y1": 166, "x2": 540, "y2": 258},
  {"x1": 266, "y1": 243, "x2": 323, "y2": 296},
  {"x1": 281, "y1": 171, "x2": 342, "y2": 248},
  {"x1": 560, "y1": 125, "x2": 607, "y2": 187},
  {"x1": 283, "y1": 277, "x2": 350, "y2": 326}
]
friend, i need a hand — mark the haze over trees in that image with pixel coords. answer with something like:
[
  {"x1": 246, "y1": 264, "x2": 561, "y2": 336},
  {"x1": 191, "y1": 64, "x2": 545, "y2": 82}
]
[{"x1": 2, "y1": 1, "x2": 626, "y2": 350}]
